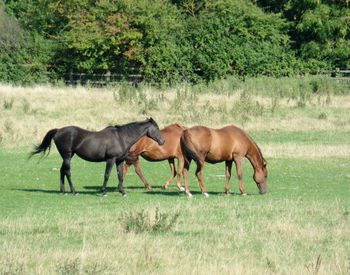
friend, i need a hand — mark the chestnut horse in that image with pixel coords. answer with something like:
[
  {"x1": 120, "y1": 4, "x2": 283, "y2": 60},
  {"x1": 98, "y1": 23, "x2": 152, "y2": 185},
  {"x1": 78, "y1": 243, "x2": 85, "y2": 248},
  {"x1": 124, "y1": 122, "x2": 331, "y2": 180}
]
[
  {"x1": 180, "y1": 125, "x2": 268, "y2": 197},
  {"x1": 123, "y1": 124, "x2": 186, "y2": 190}
]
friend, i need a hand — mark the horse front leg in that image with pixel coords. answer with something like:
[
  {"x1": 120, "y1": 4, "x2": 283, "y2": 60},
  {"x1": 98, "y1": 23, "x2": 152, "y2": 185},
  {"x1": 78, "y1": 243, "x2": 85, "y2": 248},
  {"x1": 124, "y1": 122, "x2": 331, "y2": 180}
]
[
  {"x1": 101, "y1": 158, "x2": 115, "y2": 196},
  {"x1": 117, "y1": 161, "x2": 127, "y2": 196}
]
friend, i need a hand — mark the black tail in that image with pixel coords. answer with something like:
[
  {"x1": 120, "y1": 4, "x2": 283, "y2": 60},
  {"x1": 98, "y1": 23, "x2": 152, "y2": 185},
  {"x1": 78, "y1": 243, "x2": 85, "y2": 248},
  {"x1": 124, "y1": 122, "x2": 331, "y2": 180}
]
[{"x1": 30, "y1": 129, "x2": 58, "y2": 157}]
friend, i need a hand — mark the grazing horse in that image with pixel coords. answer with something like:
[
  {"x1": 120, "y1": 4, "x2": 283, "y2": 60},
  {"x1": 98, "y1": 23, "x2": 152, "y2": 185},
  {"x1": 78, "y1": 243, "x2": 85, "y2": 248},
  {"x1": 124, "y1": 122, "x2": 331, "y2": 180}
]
[
  {"x1": 30, "y1": 118, "x2": 164, "y2": 196},
  {"x1": 180, "y1": 125, "x2": 268, "y2": 197},
  {"x1": 123, "y1": 124, "x2": 186, "y2": 191}
]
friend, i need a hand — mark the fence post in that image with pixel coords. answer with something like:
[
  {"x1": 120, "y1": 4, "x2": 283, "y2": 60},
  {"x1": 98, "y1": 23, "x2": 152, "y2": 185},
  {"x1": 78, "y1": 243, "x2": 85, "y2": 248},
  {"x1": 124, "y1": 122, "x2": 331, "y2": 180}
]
[
  {"x1": 69, "y1": 68, "x2": 73, "y2": 85},
  {"x1": 106, "y1": 70, "x2": 111, "y2": 83}
]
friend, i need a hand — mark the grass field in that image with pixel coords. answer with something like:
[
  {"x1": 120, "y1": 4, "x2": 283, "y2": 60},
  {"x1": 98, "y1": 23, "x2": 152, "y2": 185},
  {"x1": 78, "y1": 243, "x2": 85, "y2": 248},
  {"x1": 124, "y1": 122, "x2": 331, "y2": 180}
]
[{"x1": 0, "y1": 78, "x2": 350, "y2": 274}]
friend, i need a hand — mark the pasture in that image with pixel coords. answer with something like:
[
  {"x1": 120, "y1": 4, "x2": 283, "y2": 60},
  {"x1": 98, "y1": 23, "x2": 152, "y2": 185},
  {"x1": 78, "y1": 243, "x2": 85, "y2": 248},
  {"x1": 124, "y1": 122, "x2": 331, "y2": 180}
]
[{"x1": 0, "y1": 78, "x2": 349, "y2": 274}]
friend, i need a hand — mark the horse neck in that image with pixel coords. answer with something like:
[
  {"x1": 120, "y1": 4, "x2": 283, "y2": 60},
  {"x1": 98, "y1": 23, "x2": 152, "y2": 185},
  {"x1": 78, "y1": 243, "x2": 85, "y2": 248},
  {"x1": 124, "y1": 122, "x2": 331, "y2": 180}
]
[
  {"x1": 246, "y1": 140, "x2": 264, "y2": 172},
  {"x1": 121, "y1": 122, "x2": 150, "y2": 148}
]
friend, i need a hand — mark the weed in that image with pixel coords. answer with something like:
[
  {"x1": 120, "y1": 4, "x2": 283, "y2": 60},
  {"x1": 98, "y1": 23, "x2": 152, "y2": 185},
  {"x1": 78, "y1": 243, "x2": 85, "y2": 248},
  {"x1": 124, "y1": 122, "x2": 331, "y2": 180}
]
[
  {"x1": 121, "y1": 207, "x2": 180, "y2": 234},
  {"x1": 55, "y1": 257, "x2": 80, "y2": 275},
  {"x1": 231, "y1": 91, "x2": 264, "y2": 123},
  {"x1": 305, "y1": 255, "x2": 321, "y2": 274},
  {"x1": 271, "y1": 96, "x2": 279, "y2": 114},
  {"x1": 22, "y1": 99, "x2": 31, "y2": 113},
  {"x1": 3, "y1": 98, "x2": 14, "y2": 110},
  {"x1": 266, "y1": 257, "x2": 277, "y2": 272},
  {"x1": 4, "y1": 120, "x2": 13, "y2": 134},
  {"x1": 0, "y1": 255, "x2": 25, "y2": 275},
  {"x1": 318, "y1": 112, "x2": 327, "y2": 120}
]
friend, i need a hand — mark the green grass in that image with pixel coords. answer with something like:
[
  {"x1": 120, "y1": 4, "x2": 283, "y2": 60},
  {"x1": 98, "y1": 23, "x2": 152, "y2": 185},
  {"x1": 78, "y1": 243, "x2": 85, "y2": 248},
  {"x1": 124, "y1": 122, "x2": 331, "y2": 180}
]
[{"x1": 0, "y1": 146, "x2": 349, "y2": 274}]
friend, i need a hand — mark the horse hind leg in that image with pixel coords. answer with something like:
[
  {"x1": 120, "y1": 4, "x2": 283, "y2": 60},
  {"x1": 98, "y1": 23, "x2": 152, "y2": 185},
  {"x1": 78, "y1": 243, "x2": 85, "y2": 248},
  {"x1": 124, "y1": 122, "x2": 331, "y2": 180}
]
[
  {"x1": 195, "y1": 160, "x2": 208, "y2": 197},
  {"x1": 225, "y1": 160, "x2": 233, "y2": 195},
  {"x1": 234, "y1": 156, "x2": 246, "y2": 195},
  {"x1": 163, "y1": 159, "x2": 176, "y2": 190},
  {"x1": 60, "y1": 164, "x2": 65, "y2": 194},
  {"x1": 183, "y1": 158, "x2": 192, "y2": 197},
  {"x1": 61, "y1": 155, "x2": 77, "y2": 195},
  {"x1": 133, "y1": 160, "x2": 152, "y2": 190},
  {"x1": 176, "y1": 156, "x2": 185, "y2": 191}
]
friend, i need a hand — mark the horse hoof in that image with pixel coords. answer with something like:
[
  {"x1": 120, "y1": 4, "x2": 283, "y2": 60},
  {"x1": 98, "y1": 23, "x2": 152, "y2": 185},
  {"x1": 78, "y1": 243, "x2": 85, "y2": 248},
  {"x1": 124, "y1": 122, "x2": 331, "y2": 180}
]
[
  {"x1": 64, "y1": 193, "x2": 68, "y2": 196},
  {"x1": 241, "y1": 193, "x2": 247, "y2": 196},
  {"x1": 203, "y1": 192, "x2": 209, "y2": 197},
  {"x1": 185, "y1": 192, "x2": 192, "y2": 198},
  {"x1": 179, "y1": 186, "x2": 185, "y2": 192},
  {"x1": 73, "y1": 193, "x2": 79, "y2": 196},
  {"x1": 102, "y1": 193, "x2": 107, "y2": 197},
  {"x1": 162, "y1": 185, "x2": 168, "y2": 190},
  {"x1": 224, "y1": 192, "x2": 230, "y2": 196}
]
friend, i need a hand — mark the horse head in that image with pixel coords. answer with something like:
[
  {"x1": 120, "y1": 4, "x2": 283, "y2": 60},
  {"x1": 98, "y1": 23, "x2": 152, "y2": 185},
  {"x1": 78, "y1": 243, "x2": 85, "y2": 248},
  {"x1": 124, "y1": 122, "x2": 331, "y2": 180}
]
[
  {"x1": 146, "y1": 118, "x2": 165, "y2": 145},
  {"x1": 253, "y1": 162, "x2": 268, "y2": 194}
]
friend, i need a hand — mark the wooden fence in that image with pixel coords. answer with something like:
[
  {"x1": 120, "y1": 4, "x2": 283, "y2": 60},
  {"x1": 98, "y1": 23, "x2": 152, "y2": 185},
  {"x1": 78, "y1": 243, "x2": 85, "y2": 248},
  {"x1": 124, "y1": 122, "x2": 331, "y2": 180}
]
[
  {"x1": 53, "y1": 69, "x2": 350, "y2": 86},
  {"x1": 61, "y1": 70, "x2": 143, "y2": 86},
  {"x1": 323, "y1": 69, "x2": 350, "y2": 81}
]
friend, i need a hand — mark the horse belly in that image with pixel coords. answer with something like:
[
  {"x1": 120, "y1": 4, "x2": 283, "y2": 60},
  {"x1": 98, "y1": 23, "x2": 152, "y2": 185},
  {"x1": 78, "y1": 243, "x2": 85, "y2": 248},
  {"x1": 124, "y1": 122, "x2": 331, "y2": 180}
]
[
  {"x1": 141, "y1": 150, "x2": 170, "y2": 161},
  {"x1": 206, "y1": 151, "x2": 232, "y2": 163},
  {"x1": 75, "y1": 139, "x2": 111, "y2": 162}
]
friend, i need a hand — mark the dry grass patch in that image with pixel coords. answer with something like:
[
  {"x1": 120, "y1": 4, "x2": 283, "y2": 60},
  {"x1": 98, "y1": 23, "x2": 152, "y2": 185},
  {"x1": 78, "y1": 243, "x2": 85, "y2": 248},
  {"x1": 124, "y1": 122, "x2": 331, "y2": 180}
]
[{"x1": 0, "y1": 83, "x2": 349, "y2": 147}]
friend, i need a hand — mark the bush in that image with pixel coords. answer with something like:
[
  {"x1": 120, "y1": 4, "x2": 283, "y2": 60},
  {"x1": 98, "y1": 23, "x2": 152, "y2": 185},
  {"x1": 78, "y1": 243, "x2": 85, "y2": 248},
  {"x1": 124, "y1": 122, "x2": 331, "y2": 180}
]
[{"x1": 121, "y1": 207, "x2": 180, "y2": 234}]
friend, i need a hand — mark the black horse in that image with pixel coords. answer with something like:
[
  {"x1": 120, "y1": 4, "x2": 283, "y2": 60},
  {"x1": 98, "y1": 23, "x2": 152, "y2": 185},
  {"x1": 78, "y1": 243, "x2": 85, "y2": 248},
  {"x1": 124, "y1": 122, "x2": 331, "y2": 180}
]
[{"x1": 30, "y1": 118, "x2": 164, "y2": 196}]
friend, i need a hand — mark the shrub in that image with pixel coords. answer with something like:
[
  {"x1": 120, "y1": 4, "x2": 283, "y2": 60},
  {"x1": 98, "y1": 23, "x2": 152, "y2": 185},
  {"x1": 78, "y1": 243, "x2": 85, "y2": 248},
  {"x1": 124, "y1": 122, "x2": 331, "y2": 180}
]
[{"x1": 121, "y1": 207, "x2": 180, "y2": 234}]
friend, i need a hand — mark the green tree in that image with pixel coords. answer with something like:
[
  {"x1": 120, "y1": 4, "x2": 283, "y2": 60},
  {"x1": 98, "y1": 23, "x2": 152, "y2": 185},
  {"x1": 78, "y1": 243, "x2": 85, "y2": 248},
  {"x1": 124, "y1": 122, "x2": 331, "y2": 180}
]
[{"x1": 0, "y1": 3, "x2": 52, "y2": 83}]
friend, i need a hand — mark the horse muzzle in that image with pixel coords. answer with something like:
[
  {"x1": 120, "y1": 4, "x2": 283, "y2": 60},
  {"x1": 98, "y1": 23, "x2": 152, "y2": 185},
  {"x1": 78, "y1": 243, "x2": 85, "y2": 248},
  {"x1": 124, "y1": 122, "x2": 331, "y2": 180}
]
[{"x1": 258, "y1": 185, "x2": 267, "y2": 195}]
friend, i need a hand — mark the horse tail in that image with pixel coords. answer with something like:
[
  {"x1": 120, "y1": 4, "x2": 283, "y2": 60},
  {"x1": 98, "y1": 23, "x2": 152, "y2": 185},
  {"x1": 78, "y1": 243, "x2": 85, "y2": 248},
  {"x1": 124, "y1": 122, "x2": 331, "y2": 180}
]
[
  {"x1": 180, "y1": 130, "x2": 199, "y2": 163},
  {"x1": 30, "y1": 128, "x2": 58, "y2": 157}
]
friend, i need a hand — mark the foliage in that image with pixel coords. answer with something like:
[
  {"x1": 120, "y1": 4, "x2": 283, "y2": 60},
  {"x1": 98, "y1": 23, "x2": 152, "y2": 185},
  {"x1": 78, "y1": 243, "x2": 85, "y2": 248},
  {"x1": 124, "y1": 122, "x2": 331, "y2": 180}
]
[
  {"x1": 0, "y1": 4, "x2": 52, "y2": 84},
  {"x1": 256, "y1": 0, "x2": 350, "y2": 71},
  {"x1": 2, "y1": 0, "x2": 350, "y2": 83}
]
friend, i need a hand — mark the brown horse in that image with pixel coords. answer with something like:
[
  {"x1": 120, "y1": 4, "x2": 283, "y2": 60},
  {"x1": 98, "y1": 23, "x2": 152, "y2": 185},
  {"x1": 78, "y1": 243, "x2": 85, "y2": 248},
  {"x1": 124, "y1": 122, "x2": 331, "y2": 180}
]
[
  {"x1": 180, "y1": 125, "x2": 268, "y2": 197},
  {"x1": 123, "y1": 123, "x2": 186, "y2": 190}
]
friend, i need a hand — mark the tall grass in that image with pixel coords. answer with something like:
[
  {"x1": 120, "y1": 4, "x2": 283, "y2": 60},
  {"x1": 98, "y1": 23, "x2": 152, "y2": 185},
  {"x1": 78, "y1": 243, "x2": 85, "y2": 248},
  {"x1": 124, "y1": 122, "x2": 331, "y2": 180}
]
[{"x1": 0, "y1": 76, "x2": 349, "y2": 147}]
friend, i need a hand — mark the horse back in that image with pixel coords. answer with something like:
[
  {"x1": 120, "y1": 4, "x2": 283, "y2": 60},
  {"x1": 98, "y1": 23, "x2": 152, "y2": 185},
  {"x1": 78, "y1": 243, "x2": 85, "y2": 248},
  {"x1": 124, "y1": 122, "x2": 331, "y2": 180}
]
[{"x1": 182, "y1": 125, "x2": 252, "y2": 163}]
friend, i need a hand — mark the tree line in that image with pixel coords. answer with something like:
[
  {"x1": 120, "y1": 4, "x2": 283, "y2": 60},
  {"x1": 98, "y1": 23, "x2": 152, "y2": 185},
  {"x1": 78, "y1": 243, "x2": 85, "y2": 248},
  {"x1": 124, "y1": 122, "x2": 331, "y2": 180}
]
[{"x1": 0, "y1": 0, "x2": 349, "y2": 84}]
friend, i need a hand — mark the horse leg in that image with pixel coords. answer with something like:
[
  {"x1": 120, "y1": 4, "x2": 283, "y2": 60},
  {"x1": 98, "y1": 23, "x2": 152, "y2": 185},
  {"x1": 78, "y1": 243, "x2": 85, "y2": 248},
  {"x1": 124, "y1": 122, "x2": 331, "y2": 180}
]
[
  {"x1": 117, "y1": 161, "x2": 126, "y2": 196},
  {"x1": 176, "y1": 156, "x2": 185, "y2": 191},
  {"x1": 234, "y1": 156, "x2": 246, "y2": 195},
  {"x1": 133, "y1": 160, "x2": 152, "y2": 190},
  {"x1": 60, "y1": 162, "x2": 66, "y2": 194},
  {"x1": 225, "y1": 160, "x2": 233, "y2": 195},
  {"x1": 163, "y1": 159, "x2": 176, "y2": 190},
  {"x1": 61, "y1": 155, "x2": 76, "y2": 195},
  {"x1": 183, "y1": 158, "x2": 192, "y2": 197},
  {"x1": 195, "y1": 160, "x2": 208, "y2": 197},
  {"x1": 101, "y1": 158, "x2": 115, "y2": 196},
  {"x1": 122, "y1": 161, "x2": 131, "y2": 178}
]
